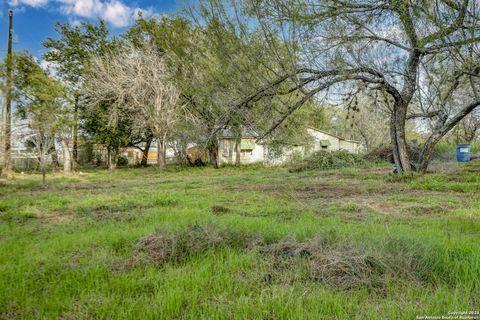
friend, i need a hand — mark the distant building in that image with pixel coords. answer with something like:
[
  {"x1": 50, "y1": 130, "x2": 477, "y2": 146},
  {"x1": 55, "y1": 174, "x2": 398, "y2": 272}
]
[
  {"x1": 111, "y1": 128, "x2": 362, "y2": 167},
  {"x1": 217, "y1": 127, "x2": 362, "y2": 166}
]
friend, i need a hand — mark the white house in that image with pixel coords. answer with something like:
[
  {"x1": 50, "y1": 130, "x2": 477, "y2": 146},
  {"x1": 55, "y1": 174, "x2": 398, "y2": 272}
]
[
  {"x1": 217, "y1": 127, "x2": 362, "y2": 166},
  {"x1": 218, "y1": 132, "x2": 265, "y2": 165}
]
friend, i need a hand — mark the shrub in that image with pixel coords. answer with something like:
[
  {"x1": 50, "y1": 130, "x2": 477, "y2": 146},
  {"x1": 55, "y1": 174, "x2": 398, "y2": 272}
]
[
  {"x1": 290, "y1": 150, "x2": 365, "y2": 172},
  {"x1": 364, "y1": 143, "x2": 430, "y2": 163},
  {"x1": 117, "y1": 156, "x2": 129, "y2": 166}
]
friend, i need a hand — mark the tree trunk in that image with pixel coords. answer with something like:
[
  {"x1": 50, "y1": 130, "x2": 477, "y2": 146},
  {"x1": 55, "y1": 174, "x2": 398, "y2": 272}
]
[
  {"x1": 207, "y1": 137, "x2": 218, "y2": 168},
  {"x1": 107, "y1": 148, "x2": 111, "y2": 169},
  {"x1": 418, "y1": 134, "x2": 441, "y2": 173},
  {"x1": 141, "y1": 136, "x2": 152, "y2": 166},
  {"x1": 72, "y1": 96, "x2": 79, "y2": 171},
  {"x1": 49, "y1": 144, "x2": 58, "y2": 173},
  {"x1": 108, "y1": 148, "x2": 118, "y2": 171},
  {"x1": 156, "y1": 137, "x2": 166, "y2": 170},
  {"x1": 235, "y1": 134, "x2": 241, "y2": 165},
  {"x1": 41, "y1": 156, "x2": 46, "y2": 186},
  {"x1": 60, "y1": 139, "x2": 72, "y2": 174},
  {"x1": 390, "y1": 103, "x2": 412, "y2": 173}
]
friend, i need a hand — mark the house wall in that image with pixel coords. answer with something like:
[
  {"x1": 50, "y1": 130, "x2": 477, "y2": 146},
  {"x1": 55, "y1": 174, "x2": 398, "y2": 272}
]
[
  {"x1": 307, "y1": 128, "x2": 341, "y2": 151},
  {"x1": 306, "y1": 128, "x2": 360, "y2": 154},
  {"x1": 264, "y1": 145, "x2": 306, "y2": 166},
  {"x1": 146, "y1": 147, "x2": 178, "y2": 164},
  {"x1": 339, "y1": 140, "x2": 359, "y2": 153},
  {"x1": 218, "y1": 129, "x2": 361, "y2": 166},
  {"x1": 218, "y1": 138, "x2": 265, "y2": 165}
]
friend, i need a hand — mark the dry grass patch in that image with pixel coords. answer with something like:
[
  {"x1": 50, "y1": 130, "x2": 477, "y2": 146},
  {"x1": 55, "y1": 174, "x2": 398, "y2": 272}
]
[
  {"x1": 262, "y1": 239, "x2": 387, "y2": 291},
  {"x1": 131, "y1": 225, "x2": 264, "y2": 268},
  {"x1": 130, "y1": 225, "x2": 444, "y2": 293}
]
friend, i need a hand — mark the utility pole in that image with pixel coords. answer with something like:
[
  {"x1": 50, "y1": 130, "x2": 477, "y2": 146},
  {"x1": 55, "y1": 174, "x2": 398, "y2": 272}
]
[{"x1": 1, "y1": 10, "x2": 13, "y2": 178}]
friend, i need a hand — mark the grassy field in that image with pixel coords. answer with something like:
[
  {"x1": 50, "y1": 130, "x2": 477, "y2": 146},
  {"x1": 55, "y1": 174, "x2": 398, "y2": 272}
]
[{"x1": 1, "y1": 162, "x2": 480, "y2": 319}]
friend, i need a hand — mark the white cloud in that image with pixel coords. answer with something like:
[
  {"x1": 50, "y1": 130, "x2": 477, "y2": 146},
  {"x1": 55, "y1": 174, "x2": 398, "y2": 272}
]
[
  {"x1": 59, "y1": 0, "x2": 102, "y2": 17},
  {"x1": 133, "y1": 7, "x2": 159, "y2": 20},
  {"x1": 10, "y1": 0, "x2": 153, "y2": 28},
  {"x1": 68, "y1": 18, "x2": 83, "y2": 27},
  {"x1": 9, "y1": 0, "x2": 49, "y2": 7},
  {"x1": 101, "y1": 1, "x2": 131, "y2": 27}
]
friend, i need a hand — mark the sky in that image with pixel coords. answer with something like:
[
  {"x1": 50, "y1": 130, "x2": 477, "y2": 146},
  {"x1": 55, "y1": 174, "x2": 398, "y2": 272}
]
[{"x1": 0, "y1": 0, "x2": 186, "y2": 57}]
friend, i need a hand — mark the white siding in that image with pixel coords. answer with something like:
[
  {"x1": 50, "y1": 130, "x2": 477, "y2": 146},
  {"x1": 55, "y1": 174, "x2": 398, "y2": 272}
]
[
  {"x1": 218, "y1": 138, "x2": 265, "y2": 165},
  {"x1": 264, "y1": 145, "x2": 306, "y2": 166},
  {"x1": 307, "y1": 128, "x2": 361, "y2": 154}
]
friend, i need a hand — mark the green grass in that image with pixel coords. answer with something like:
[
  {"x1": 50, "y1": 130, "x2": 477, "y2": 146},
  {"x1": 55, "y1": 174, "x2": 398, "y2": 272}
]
[{"x1": 1, "y1": 164, "x2": 479, "y2": 319}]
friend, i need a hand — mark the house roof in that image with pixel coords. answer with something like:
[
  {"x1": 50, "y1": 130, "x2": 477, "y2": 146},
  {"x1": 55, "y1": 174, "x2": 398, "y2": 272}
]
[{"x1": 306, "y1": 127, "x2": 361, "y2": 144}]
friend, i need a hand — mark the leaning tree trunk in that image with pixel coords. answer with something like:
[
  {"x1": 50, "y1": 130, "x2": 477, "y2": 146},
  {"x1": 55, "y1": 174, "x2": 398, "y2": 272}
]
[
  {"x1": 390, "y1": 102, "x2": 412, "y2": 173},
  {"x1": 418, "y1": 133, "x2": 442, "y2": 173},
  {"x1": 141, "y1": 136, "x2": 153, "y2": 167},
  {"x1": 418, "y1": 100, "x2": 480, "y2": 173},
  {"x1": 60, "y1": 138, "x2": 72, "y2": 174}
]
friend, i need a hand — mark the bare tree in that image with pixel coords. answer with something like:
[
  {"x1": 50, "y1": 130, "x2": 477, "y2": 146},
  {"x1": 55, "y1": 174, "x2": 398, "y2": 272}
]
[
  {"x1": 454, "y1": 111, "x2": 480, "y2": 142},
  {"x1": 23, "y1": 131, "x2": 55, "y2": 185},
  {"x1": 85, "y1": 42, "x2": 182, "y2": 170}
]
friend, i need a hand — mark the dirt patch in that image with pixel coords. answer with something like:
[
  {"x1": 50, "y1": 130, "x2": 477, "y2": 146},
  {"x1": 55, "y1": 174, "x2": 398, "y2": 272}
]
[
  {"x1": 403, "y1": 205, "x2": 450, "y2": 216},
  {"x1": 0, "y1": 308, "x2": 22, "y2": 320},
  {"x1": 368, "y1": 199, "x2": 452, "y2": 217},
  {"x1": 293, "y1": 184, "x2": 366, "y2": 199},
  {"x1": 210, "y1": 205, "x2": 231, "y2": 215},
  {"x1": 75, "y1": 203, "x2": 151, "y2": 222},
  {"x1": 39, "y1": 212, "x2": 73, "y2": 223}
]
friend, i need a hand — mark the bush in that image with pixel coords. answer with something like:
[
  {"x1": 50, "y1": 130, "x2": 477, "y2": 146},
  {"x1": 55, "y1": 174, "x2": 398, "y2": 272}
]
[
  {"x1": 364, "y1": 144, "x2": 429, "y2": 163},
  {"x1": 289, "y1": 150, "x2": 365, "y2": 172},
  {"x1": 117, "y1": 156, "x2": 129, "y2": 166}
]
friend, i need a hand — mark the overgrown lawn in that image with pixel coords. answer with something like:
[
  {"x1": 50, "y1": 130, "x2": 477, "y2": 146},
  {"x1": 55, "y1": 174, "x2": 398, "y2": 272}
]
[{"x1": 1, "y1": 163, "x2": 479, "y2": 319}]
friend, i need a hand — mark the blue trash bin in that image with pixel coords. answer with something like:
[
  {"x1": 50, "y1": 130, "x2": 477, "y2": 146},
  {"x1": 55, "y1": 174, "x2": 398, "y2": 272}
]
[{"x1": 456, "y1": 144, "x2": 471, "y2": 162}]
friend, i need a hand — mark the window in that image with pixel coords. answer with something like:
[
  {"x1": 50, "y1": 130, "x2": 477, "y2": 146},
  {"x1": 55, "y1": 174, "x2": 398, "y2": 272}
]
[
  {"x1": 319, "y1": 140, "x2": 331, "y2": 150},
  {"x1": 241, "y1": 150, "x2": 253, "y2": 157}
]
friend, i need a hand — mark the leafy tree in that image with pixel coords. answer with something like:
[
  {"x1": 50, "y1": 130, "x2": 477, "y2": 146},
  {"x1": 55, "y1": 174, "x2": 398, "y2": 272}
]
[
  {"x1": 12, "y1": 53, "x2": 67, "y2": 183},
  {"x1": 43, "y1": 20, "x2": 114, "y2": 170},
  {"x1": 193, "y1": 0, "x2": 480, "y2": 173},
  {"x1": 80, "y1": 100, "x2": 132, "y2": 170},
  {"x1": 126, "y1": 16, "x2": 307, "y2": 166}
]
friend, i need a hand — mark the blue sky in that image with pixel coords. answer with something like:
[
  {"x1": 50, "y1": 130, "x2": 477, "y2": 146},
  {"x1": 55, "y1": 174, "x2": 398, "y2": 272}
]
[{"x1": 0, "y1": 0, "x2": 186, "y2": 57}]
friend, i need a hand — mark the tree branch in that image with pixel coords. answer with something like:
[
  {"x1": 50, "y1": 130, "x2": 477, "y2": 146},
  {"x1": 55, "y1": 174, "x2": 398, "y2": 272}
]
[{"x1": 406, "y1": 111, "x2": 441, "y2": 120}]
